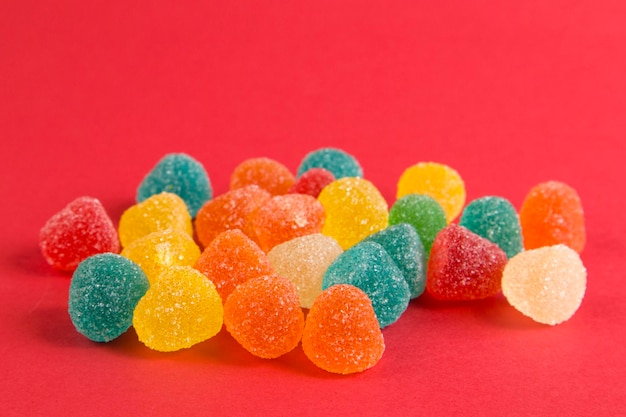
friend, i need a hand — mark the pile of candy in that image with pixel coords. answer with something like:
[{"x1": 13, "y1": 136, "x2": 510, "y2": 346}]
[{"x1": 39, "y1": 148, "x2": 587, "y2": 374}]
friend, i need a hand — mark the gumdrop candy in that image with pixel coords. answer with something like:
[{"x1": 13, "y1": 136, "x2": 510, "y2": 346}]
[
  {"x1": 230, "y1": 157, "x2": 295, "y2": 196},
  {"x1": 69, "y1": 253, "x2": 149, "y2": 342},
  {"x1": 118, "y1": 192, "x2": 193, "y2": 248},
  {"x1": 502, "y1": 245, "x2": 586, "y2": 325},
  {"x1": 361, "y1": 223, "x2": 426, "y2": 299},
  {"x1": 136, "y1": 153, "x2": 212, "y2": 218},
  {"x1": 120, "y1": 229, "x2": 201, "y2": 284},
  {"x1": 296, "y1": 147, "x2": 363, "y2": 179},
  {"x1": 252, "y1": 194, "x2": 325, "y2": 252},
  {"x1": 195, "y1": 185, "x2": 271, "y2": 248},
  {"x1": 317, "y1": 177, "x2": 388, "y2": 250},
  {"x1": 397, "y1": 162, "x2": 466, "y2": 223},
  {"x1": 459, "y1": 196, "x2": 523, "y2": 258},
  {"x1": 267, "y1": 234, "x2": 343, "y2": 308},
  {"x1": 224, "y1": 275, "x2": 304, "y2": 359},
  {"x1": 40, "y1": 197, "x2": 120, "y2": 271},
  {"x1": 302, "y1": 284, "x2": 384, "y2": 374},
  {"x1": 133, "y1": 266, "x2": 223, "y2": 352},
  {"x1": 193, "y1": 229, "x2": 274, "y2": 301},
  {"x1": 323, "y1": 241, "x2": 409, "y2": 328},
  {"x1": 519, "y1": 181, "x2": 586, "y2": 253},
  {"x1": 388, "y1": 194, "x2": 447, "y2": 258},
  {"x1": 426, "y1": 224, "x2": 508, "y2": 300},
  {"x1": 288, "y1": 168, "x2": 335, "y2": 198}
]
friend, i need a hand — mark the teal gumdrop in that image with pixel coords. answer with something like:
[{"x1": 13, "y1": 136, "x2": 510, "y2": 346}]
[
  {"x1": 388, "y1": 194, "x2": 447, "y2": 258},
  {"x1": 69, "y1": 253, "x2": 149, "y2": 342},
  {"x1": 322, "y1": 241, "x2": 410, "y2": 328},
  {"x1": 297, "y1": 148, "x2": 363, "y2": 179},
  {"x1": 362, "y1": 223, "x2": 426, "y2": 299},
  {"x1": 459, "y1": 196, "x2": 523, "y2": 258},
  {"x1": 137, "y1": 153, "x2": 212, "y2": 217}
]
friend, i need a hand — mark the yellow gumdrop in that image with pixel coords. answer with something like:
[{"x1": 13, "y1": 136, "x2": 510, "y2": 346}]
[
  {"x1": 121, "y1": 229, "x2": 201, "y2": 284},
  {"x1": 118, "y1": 192, "x2": 193, "y2": 248},
  {"x1": 317, "y1": 177, "x2": 388, "y2": 249},
  {"x1": 133, "y1": 266, "x2": 223, "y2": 352},
  {"x1": 397, "y1": 162, "x2": 466, "y2": 223}
]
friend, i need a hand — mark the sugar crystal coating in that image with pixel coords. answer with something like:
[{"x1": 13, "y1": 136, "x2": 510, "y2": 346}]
[
  {"x1": 133, "y1": 266, "x2": 223, "y2": 352},
  {"x1": 297, "y1": 147, "x2": 363, "y2": 179},
  {"x1": 317, "y1": 177, "x2": 388, "y2": 250},
  {"x1": 267, "y1": 234, "x2": 343, "y2": 308},
  {"x1": 69, "y1": 253, "x2": 149, "y2": 342},
  {"x1": 302, "y1": 284, "x2": 384, "y2": 374},
  {"x1": 323, "y1": 241, "x2": 410, "y2": 328},
  {"x1": 288, "y1": 168, "x2": 336, "y2": 198},
  {"x1": 136, "y1": 153, "x2": 212, "y2": 217},
  {"x1": 230, "y1": 157, "x2": 295, "y2": 196},
  {"x1": 224, "y1": 275, "x2": 304, "y2": 359},
  {"x1": 40, "y1": 197, "x2": 120, "y2": 271},
  {"x1": 502, "y1": 245, "x2": 586, "y2": 325},
  {"x1": 520, "y1": 181, "x2": 586, "y2": 253}
]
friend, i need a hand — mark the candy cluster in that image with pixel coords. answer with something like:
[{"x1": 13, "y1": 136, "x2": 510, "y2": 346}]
[{"x1": 39, "y1": 148, "x2": 587, "y2": 374}]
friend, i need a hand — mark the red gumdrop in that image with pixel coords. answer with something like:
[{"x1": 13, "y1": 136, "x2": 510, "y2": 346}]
[{"x1": 288, "y1": 168, "x2": 336, "y2": 198}]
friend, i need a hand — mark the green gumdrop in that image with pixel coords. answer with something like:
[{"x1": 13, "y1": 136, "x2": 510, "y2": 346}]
[
  {"x1": 459, "y1": 196, "x2": 523, "y2": 258},
  {"x1": 297, "y1": 147, "x2": 363, "y2": 179},
  {"x1": 361, "y1": 223, "x2": 426, "y2": 299},
  {"x1": 322, "y1": 241, "x2": 410, "y2": 328},
  {"x1": 69, "y1": 253, "x2": 149, "y2": 342}
]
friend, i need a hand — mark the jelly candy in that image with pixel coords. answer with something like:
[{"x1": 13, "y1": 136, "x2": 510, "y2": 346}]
[
  {"x1": 397, "y1": 162, "x2": 466, "y2": 223},
  {"x1": 133, "y1": 266, "x2": 223, "y2": 352},
  {"x1": 118, "y1": 192, "x2": 193, "y2": 248},
  {"x1": 136, "y1": 153, "x2": 212, "y2": 217},
  {"x1": 426, "y1": 224, "x2": 507, "y2": 300},
  {"x1": 302, "y1": 284, "x2": 384, "y2": 374},
  {"x1": 252, "y1": 194, "x2": 325, "y2": 252},
  {"x1": 40, "y1": 197, "x2": 120, "y2": 271},
  {"x1": 459, "y1": 196, "x2": 523, "y2": 258},
  {"x1": 224, "y1": 275, "x2": 304, "y2": 359},
  {"x1": 317, "y1": 177, "x2": 388, "y2": 250},
  {"x1": 267, "y1": 234, "x2": 343, "y2": 308},
  {"x1": 121, "y1": 229, "x2": 201, "y2": 284},
  {"x1": 230, "y1": 157, "x2": 295, "y2": 196},
  {"x1": 297, "y1": 147, "x2": 363, "y2": 179},
  {"x1": 388, "y1": 194, "x2": 447, "y2": 258},
  {"x1": 69, "y1": 253, "x2": 148, "y2": 342},
  {"x1": 195, "y1": 185, "x2": 271, "y2": 248},
  {"x1": 193, "y1": 229, "x2": 274, "y2": 301},
  {"x1": 519, "y1": 181, "x2": 586, "y2": 253},
  {"x1": 288, "y1": 168, "x2": 335, "y2": 198},
  {"x1": 323, "y1": 241, "x2": 410, "y2": 328}
]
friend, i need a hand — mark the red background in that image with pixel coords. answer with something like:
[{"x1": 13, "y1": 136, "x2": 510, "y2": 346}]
[{"x1": 2, "y1": 1, "x2": 625, "y2": 416}]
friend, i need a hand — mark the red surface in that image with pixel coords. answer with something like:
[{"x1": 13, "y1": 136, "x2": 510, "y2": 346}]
[{"x1": 2, "y1": 1, "x2": 625, "y2": 416}]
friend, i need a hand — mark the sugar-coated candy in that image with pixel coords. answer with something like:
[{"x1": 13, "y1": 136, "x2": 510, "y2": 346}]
[
  {"x1": 397, "y1": 162, "x2": 466, "y2": 223},
  {"x1": 317, "y1": 177, "x2": 388, "y2": 250},
  {"x1": 302, "y1": 284, "x2": 384, "y2": 374},
  {"x1": 459, "y1": 196, "x2": 523, "y2": 258},
  {"x1": 288, "y1": 168, "x2": 335, "y2": 198},
  {"x1": 267, "y1": 234, "x2": 343, "y2": 308},
  {"x1": 230, "y1": 157, "x2": 295, "y2": 196},
  {"x1": 427, "y1": 224, "x2": 507, "y2": 300},
  {"x1": 361, "y1": 223, "x2": 426, "y2": 299},
  {"x1": 252, "y1": 194, "x2": 325, "y2": 252},
  {"x1": 120, "y1": 229, "x2": 201, "y2": 284},
  {"x1": 195, "y1": 185, "x2": 270, "y2": 248},
  {"x1": 519, "y1": 181, "x2": 586, "y2": 253},
  {"x1": 323, "y1": 241, "x2": 410, "y2": 328},
  {"x1": 297, "y1": 147, "x2": 363, "y2": 179},
  {"x1": 193, "y1": 229, "x2": 274, "y2": 301},
  {"x1": 136, "y1": 153, "x2": 212, "y2": 218},
  {"x1": 388, "y1": 194, "x2": 447, "y2": 258},
  {"x1": 224, "y1": 275, "x2": 304, "y2": 359},
  {"x1": 133, "y1": 266, "x2": 223, "y2": 352},
  {"x1": 69, "y1": 253, "x2": 149, "y2": 342},
  {"x1": 118, "y1": 192, "x2": 193, "y2": 248},
  {"x1": 40, "y1": 197, "x2": 120, "y2": 271}
]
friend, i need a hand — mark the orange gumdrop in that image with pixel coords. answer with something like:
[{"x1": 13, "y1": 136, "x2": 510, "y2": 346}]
[
  {"x1": 230, "y1": 157, "x2": 295, "y2": 196},
  {"x1": 519, "y1": 181, "x2": 586, "y2": 253},
  {"x1": 193, "y1": 229, "x2": 274, "y2": 300}
]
